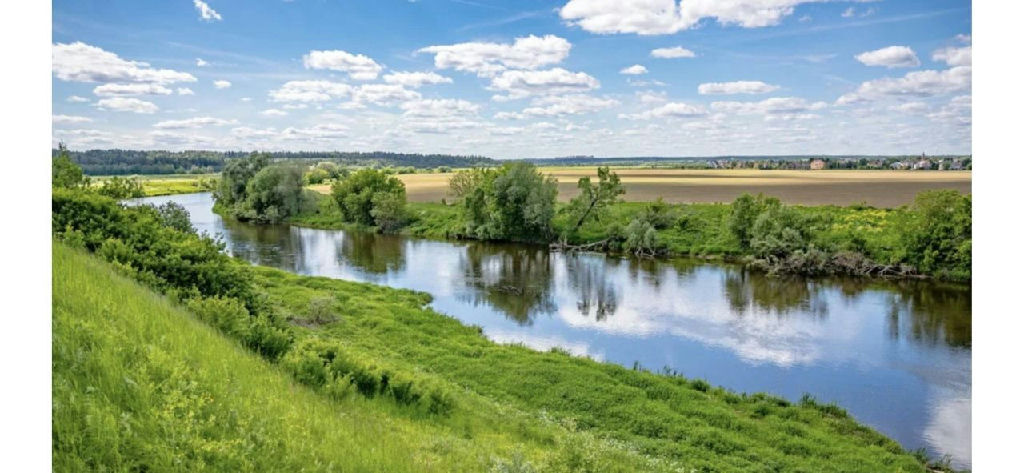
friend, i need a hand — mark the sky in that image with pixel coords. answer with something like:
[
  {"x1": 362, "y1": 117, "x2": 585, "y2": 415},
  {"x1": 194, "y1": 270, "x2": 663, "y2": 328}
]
[{"x1": 51, "y1": 0, "x2": 972, "y2": 158}]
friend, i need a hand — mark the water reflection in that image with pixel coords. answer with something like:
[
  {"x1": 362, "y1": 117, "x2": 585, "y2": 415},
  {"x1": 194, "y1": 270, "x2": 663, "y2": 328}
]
[
  {"x1": 457, "y1": 244, "x2": 556, "y2": 324},
  {"x1": 135, "y1": 193, "x2": 972, "y2": 469}
]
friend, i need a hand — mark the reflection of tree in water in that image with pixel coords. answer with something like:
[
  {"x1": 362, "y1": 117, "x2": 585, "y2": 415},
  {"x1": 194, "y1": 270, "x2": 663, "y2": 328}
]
[
  {"x1": 723, "y1": 269, "x2": 827, "y2": 318},
  {"x1": 339, "y1": 231, "x2": 406, "y2": 274},
  {"x1": 885, "y1": 283, "x2": 971, "y2": 349},
  {"x1": 218, "y1": 219, "x2": 301, "y2": 268},
  {"x1": 563, "y1": 254, "x2": 618, "y2": 321},
  {"x1": 458, "y1": 243, "x2": 555, "y2": 325}
]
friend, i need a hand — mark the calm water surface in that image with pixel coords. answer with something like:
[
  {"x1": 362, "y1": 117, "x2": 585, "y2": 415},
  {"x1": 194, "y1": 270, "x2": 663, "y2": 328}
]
[{"x1": 143, "y1": 193, "x2": 972, "y2": 468}]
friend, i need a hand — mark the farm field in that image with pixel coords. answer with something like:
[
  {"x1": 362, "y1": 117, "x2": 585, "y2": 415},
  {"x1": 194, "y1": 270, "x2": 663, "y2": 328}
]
[{"x1": 312, "y1": 169, "x2": 971, "y2": 208}]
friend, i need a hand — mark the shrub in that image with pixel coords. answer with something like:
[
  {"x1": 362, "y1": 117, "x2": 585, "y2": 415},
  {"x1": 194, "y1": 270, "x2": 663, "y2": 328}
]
[
  {"x1": 899, "y1": 190, "x2": 971, "y2": 275},
  {"x1": 97, "y1": 176, "x2": 145, "y2": 199},
  {"x1": 728, "y1": 193, "x2": 781, "y2": 249},
  {"x1": 331, "y1": 168, "x2": 407, "y2": 228}
]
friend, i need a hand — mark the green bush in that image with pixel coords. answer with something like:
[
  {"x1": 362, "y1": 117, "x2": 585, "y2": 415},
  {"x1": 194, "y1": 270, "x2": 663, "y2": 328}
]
[
  {"x1": 331, "y1": 168, "x2": 408, "y2": 229},
  {"x1": 899, "y1": 190, "x2": 971, "y2": 276}
]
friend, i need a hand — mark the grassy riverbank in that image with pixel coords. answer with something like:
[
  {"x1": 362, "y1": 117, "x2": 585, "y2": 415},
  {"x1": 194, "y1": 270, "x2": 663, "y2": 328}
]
[
  {"x1": 288, "y1": 192, "x2": 968, "y2": 281},
  {"x1": 52, "y1": 188, "x2": 945, "y2": 471}
]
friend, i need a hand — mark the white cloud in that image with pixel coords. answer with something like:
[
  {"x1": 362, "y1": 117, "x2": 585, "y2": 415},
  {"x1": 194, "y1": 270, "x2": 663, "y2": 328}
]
[
  {"x1": 353, "y1": 84, "x2": 421, "y2": 105},
  {"x1": 711, "y1": 97, "x2": 827, "y2": 115},
  {"x1": 194, "y1": 1, "x2": 222, "y2": 22},
  {"x1": 400, "y1": 99, "x2": 479, "y2": 118},
  {"x1": 651, "y1": 46, "x2": 695, "y2": 58},
  {"x1": 521, "y1": 94, "x2": 619, "y2": 116},
  {"x1": 240, "y1": 97, "x2": 252, "y2": 102},
  {"x1": 636, "y1": 90, "x2": 667, "y2": 103},
  {"x1": 627, "y1": 78, "x2": 667, "y2": 87},
  {"x1": 559, "y1": 0, "x2": 823, "y2": 35},
  {"x1": 619, "y1": 64, "x2": 648, "y2": 75},
  {"x1": 231, "y1": 127, "x2": 278, "y2": 140},
  {"x1": 259, "y1": 109, "x2": 288, "y2": 117},
  {"x1": 932, "y1": 45, "x2": 971, "y2": 67},
  {"x1": 53, "y1": 114, "x2": 93, "y2": 124},
  {"x1": 383, "y1": 71, "x2": 453, "y2": 87},
  {"x1": 196, "y1": 58, "x2": 208, "y2": 67},
  {"x1": 269, "y1": 80, "x2": 352, "y2": 102},
  {"x1": 52, "y1": 42, "x2": 196, "y2": 85},
  {"x1": 154, "y1": 116, "x2": 237, "y2": 129},
  {"x1": 93, "y1": 83, "x2": 173, "y2": 96},
  {"x1": 419, "y1": 35, "x2": 571, "y2": 77},
  {"x1": 487, "y1": 67, "x2": 600, "y2": 100},
  {"x1": 620, "y1": 102, "x2": 707, "y2": 120},
  {"x1": 94, "y1": 97, "x2": 159, "y2": 114},
  {"x1": 855, "y1": 46, "x2": 921, "y2": 68},
  {"x1": 841, "y1": 7, "x2": 855, "y2": 18},
  {"x1": 177, "y1": 87, "x2": 195, "y2": 95},
  {"x1": 67, "y1": 95, "x2": 90, "y2": 103},
  {"x1": 698, "y1": 80, "x2": 780, "y2": 95},
  {"x1": 303, "y1": 49, "x2": 383, "y2": 80},
  {"x1": 213, "y1": 80, "x2": 232, "y2": 89},
  {"x1": 836, "y1": 66, "x2": 972, "y2": 104},
  {"x1": 280, "y1": 124, "x2": 349, "y2": 140}
]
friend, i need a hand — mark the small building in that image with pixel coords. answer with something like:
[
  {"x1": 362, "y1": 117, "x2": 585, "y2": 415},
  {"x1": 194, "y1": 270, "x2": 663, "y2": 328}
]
[
  {"x1": 913, "y1": 159, "x2": 932, "y2": 170},
  {"x1": 809, "y1": 159, "x2": 826, "y2": 170}
]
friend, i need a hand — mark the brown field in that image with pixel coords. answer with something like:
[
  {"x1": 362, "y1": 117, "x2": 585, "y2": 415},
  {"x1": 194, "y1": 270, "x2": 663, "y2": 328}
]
[{"x1": 311, "y1": 169, "x2": 972, "y2": 208}]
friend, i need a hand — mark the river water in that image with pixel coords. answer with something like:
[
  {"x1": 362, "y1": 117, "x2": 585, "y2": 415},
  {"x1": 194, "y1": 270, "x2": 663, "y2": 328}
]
[{"x1": 141, "y1": 192, "x2": 972, "y2": 468}]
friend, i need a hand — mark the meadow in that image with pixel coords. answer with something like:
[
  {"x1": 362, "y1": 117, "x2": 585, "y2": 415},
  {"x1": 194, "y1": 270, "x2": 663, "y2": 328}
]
[
  {"x1": 310, "y1": 169, "x2": 971, "y2": 208},
  {"x1": 51, "y1": 185, "x2": 947, "y2": 471},
  {"x1": 92, "y1": 173, "x2": 218, "y2": 196}
]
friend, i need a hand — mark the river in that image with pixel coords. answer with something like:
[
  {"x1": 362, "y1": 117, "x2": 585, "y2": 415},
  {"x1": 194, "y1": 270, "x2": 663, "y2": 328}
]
[{"x1": 141, "y1": 192, "x2": 972, "y2": 469}]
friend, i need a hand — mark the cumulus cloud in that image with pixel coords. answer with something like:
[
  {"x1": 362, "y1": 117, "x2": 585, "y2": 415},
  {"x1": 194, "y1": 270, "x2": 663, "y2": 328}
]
[
  {"x1": 194, "y1": 1, "x2": 222, "y2": 22},
  {"x1": 93, "y1": 83, "x2": 173, "y2": 96},
  {"x1": 383, "y1": 71, "x2": 453, "y2": 87},
  {"x1": 636, "y1": 90, "x2": 667, "y2": 103},
  {"x1": 53, "y1": 42, "x2": 196, "y2": 84},
  {"x1": 154, "y1": 116, "x2": 237, "y2": 129},
  {"x1": 177, "y1": 87, "x2": 195, "y2": 95},
  {"x1": 280, "y1": 124, "x2": 350, "y2": 140},
  {"x1": 560, "y1": 0, "x2": 822, "y2": 35},
  {"x1": 711, "y1": 97, "x2": 827, "y2": 115},
  {"x1": 352, "y1": 84, "x2": 421, "y2": 105},
  {"x1": 889, "y1": 102, "x2": 929, "y2": 114},
  {"x1": 932, "y1": 45, "x2": 971, "y2": 67},
  {"x1": 303, "y1": 49, "x2": 383, "y2": 80},
  {"x1": 269, "y1": 80, "x2": 352, "y2": 102},
  {"x1": 53, "y1": 114, "x2": 93, "y2": 124},
  {"x1": 196, "y1": 58, "x2": 208, "y2": 67},
  {"x1": 418, "y1": 35, "x2": 571, "y2": 77},
  {"x1": 619, "y1": 64, "x2": 648, "y2": 75},
  {"x1": 698, "y1": 80, "x2": 780, "y2": 95},
  {"x1": 487, "y1": 67, "x2": 600, "y2": 100},
  {"x1": 855, "y1": 46, "x2": 921, "y2": 68},
  {"x1": 67, "y1": 95, "x2": 90, "y2": 103},
  {"x1": 521, "y1": 94, "x2": 619, "y2": 116},
  {"x1": 620, "y1": 102, "x2": 707, "y2": 120},
  {"x1": 651, "y1": 46, "x2": 695, "y2": 58},
  {"x1": 400, "y1": 99, "x2": 479, "y2": 118},
  {"x1": 836, "y1": 66, "x2": 972, "y2": 104},
  {"x1": 213, "y1": 80, "x2": 232, "y2": 89},
  {"x1": 94, "y1": 97, "x2": 159, "y2": 114},
  {"x1": 259, "y1": 109, "x2": 288, "y2": 117}
]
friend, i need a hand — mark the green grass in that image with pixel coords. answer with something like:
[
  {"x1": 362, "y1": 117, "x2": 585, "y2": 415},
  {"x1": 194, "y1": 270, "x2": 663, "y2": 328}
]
[
  {"x1": 52, "y1": 243, "x2": 681, "y2": 472},
  {"x1": 252, "y1": 266, "x2": 932, "y2": 472}
]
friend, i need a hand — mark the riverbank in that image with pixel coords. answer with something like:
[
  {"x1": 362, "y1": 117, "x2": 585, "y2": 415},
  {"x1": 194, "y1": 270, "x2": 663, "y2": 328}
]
[
  {"x1": 53, "y1": 190, "x2": 951, "y2": 472},
  {"x1": 287, "y1": 192, "x2": 969, "y2": 282}
]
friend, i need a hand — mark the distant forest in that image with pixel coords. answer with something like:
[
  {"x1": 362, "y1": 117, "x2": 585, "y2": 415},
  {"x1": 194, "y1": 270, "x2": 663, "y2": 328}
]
[{"x1": 56, "y1": 149, "x2": 498, "y2": 175}]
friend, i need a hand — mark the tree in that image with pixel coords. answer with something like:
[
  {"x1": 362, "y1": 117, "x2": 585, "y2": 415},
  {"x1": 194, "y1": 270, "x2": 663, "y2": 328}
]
[
  {"x1": 331, "y1": 169, "x2": 407, "y2": 227},
  {"x1": 369, "y1": 191, "x2": 407, "y2": 233},
  {"x1": 216, "y1": 153, "x2": 269, "y2": 207},
  {"x1": 155, "y1": 201, "x2": 193, "y2": 233},
  {"x1": 479, "y1": 162, "x2": 558, "y2": 241},
  {"x1": 97, "y1": 176, "x2": 145, "y2": 199},
  {"x1": 566, "y1": 167, "x2": 624, "y2": 235},
  {"x1": 448, "y1": 167, "x2": 491, "y2": 201},
  {"x1": 899, "y1": 190, "x2": 971, "y2": 274},
  {"x1": 728, "y1": 193, "x2": 782, "y2": 249},
  {"x1": 52, "y1": 143, "x2": 87, "y2": 189},
  {"x1": 239, "y1": 164, "x2": 306, "y2": 223}
]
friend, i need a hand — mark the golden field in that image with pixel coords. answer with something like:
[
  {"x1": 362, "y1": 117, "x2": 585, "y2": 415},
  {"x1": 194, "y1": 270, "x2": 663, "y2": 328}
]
[{"x1": 313, "y1": 169, "x2": 971, "y2": 207}]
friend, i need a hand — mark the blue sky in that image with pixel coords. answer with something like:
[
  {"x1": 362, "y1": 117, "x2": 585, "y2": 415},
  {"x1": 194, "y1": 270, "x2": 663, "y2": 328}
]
[{"x1": 52, "y1": 0, "x2": 972, "y2": 158}]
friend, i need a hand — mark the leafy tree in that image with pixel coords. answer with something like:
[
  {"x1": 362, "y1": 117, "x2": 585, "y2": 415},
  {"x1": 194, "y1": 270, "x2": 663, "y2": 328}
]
[
  {"x1": 369, "y1": 191, "x2": 408, "y2": 233},
  {"x1": 748, "y1": 206, "x2": 812, "y2": 259},
  {"x1": 155, "y1": 201, "x2": 194, "y2": 233},
  {"x1": 728, "y1": 193, "x2": 782, "y2": 249},
  {"x1": 448, "y1": 168, "x2": 491, "y2": 201},
  {"x1": 566, "y1": 166, "x2": 624, "y2": 235},
  {"x1": 462, "y1": 162, "x2": 558, "y2": 242},
  {"x1": 52, "y1": 143, "x2": 87, "y2": 189},
  {"x1": 331, "y1": 169, "x2": 407, "y2": 227},
  {"x1": 216, "y1": 153, "x2": 269, "y2": 207},
  {"x1": 237, "y1": 165, "x2": 307, "y2": 223},
  {"x1": 97, "y1": 176, "x2": 145, "y2": 199},
  {"x1": 623, "y1": 218, "x2": 658, "y2": 257},
  {"x1": 899, "y1": 190, "x2": 971, "y2": 274}
]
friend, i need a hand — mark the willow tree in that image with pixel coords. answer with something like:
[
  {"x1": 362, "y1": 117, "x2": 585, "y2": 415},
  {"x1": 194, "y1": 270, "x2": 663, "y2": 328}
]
[{"x1": 567, "y1": 166, "x2": 624, "y2": 234}]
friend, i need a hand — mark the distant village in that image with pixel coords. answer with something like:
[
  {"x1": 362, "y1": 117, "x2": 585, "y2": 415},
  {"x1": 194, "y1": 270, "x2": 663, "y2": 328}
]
[{"x1": 681, "y1": 154, "x2": 971, "y2": 171}]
